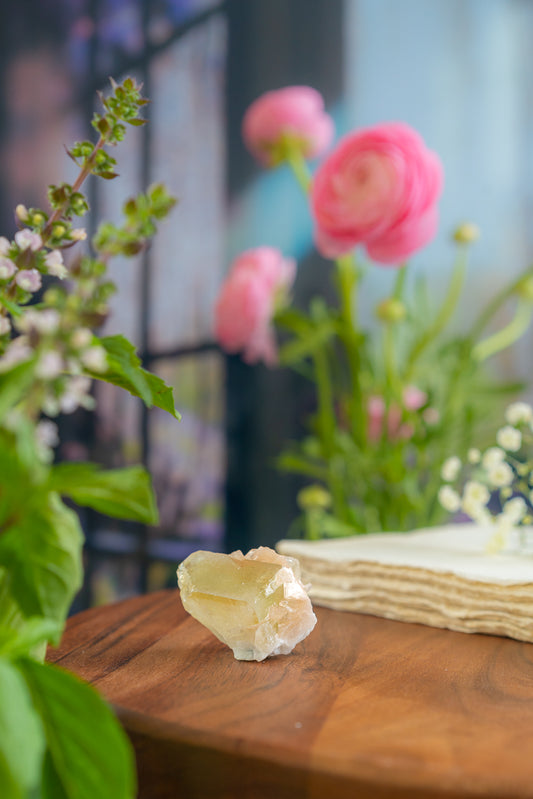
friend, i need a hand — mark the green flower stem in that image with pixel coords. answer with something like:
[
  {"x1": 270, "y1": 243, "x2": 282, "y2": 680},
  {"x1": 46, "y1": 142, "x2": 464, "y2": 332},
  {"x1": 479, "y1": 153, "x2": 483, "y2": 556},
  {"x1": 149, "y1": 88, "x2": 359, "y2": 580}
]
[
  {"x1": 336, "y1": 253, "x2": 363, "y2": 443},
  {"x1": 43, "y1": 135, "x2": 106, "y2": 239},
  {"x1": 469, "y1": 265, "x2": 533, "y2": 341},
  {"x1": 393, "y1": 263, "x2": 408, "y2": 299},
  {"x1": 405, "y1": 244, "x2": 468, "y2": 380},
  {"x1": 472, "y1": 299, "x2": 533, "y2": 362},
  {"x1": 384, "y1": 265, "x2": 408, "y2": 399},
  {"x1": 284, "y1": 147, "x2": 312, "y2": 193},
  {"x1": 312, "y1": 347, "x2": 348, "y2": 521}
]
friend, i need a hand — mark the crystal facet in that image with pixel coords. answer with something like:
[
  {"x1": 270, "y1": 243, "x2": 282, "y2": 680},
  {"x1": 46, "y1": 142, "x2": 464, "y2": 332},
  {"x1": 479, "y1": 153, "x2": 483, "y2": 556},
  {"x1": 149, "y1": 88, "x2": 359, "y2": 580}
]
[{"x1": 177, "y1": 546, "x2": 317, "y2": 661}]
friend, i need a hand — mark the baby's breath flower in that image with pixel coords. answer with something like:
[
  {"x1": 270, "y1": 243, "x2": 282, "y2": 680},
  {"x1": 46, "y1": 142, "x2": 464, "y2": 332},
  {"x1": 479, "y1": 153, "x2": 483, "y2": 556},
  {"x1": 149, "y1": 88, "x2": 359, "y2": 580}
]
[
  {"x1": 0, "y1": 317, "x2": 11, "y2": 336},
  {"x1": 463, "y1": 480, "x2": 490, "y2": 506},
  {"x1": 441, "y1": 456, "x2": 461, "y2": 482},
  {"x1": 36, "y1": 419, "x2": 59, "y2": 448},
  {"x1": 482, "y1": 447, "x2": 505, "y2": 469},
  {"x1": 496, "y1": 425, "x2": 522, "y2": 452},
  {"x1": 0, "y1": 237, "x2": 11, "y2": 255},
  {"x1": 80, "y1": 345, "x2": 107, "y2": 373},
  {"x1": 467, "y1": 448, "x2": 481, "y2": 464},
  {"x1": 502, "y1": 496, "x2": 527, "y2": 524},
  {"x1": 44, "y1": 250, "x2": 68, "y2": 279},
  {"x1": 15, "y1": 269, "x2": 42, "y2": 292},
  {"x1": 36, "y1": 351, "x2": 64, "y2": 380},
  {"x1": 505, "y1": 401, "x2": 533, "y2": 426},
  {"x1": 438, "y1": 485, "x2": 461, "y2": 513},
  {"x1": 14, "y1": 229, "x2": 42, "y2": 252},
  {"x1": 486, "y1": 461, "x2": 514, "y2": 488},
  {"x1": 0, "y1": 257, "x2": 16, "y2": 279},
  {"x1": 462, "y1": 496, "x2": 490, "y2": 524}
]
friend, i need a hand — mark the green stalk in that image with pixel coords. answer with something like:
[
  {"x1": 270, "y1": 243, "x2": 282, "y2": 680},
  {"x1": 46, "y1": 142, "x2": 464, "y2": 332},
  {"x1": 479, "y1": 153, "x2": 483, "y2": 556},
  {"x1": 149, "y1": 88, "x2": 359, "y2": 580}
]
[
  {"x1": 405, "y1": 244, "x2": 468, "y2": 380},
  {"x1": 336, "y1": 253, "x2": 364, "y2": 443},
  {"x1": 284, "y1": 147, "x2": 312, "y2": 194},
  {"x1": 472, "y1": 299, "x2": 533, "y2": 362},
  {"x1": 469, "y1": 265, "x2": 533, "y2": 341}
]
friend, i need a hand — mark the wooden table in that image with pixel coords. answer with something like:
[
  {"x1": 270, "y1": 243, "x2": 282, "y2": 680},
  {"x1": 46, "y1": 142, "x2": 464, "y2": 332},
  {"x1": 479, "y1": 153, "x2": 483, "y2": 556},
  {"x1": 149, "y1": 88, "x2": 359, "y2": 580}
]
[{"x1": 48, "y1": 589, "x2": 533, "y2": 799}]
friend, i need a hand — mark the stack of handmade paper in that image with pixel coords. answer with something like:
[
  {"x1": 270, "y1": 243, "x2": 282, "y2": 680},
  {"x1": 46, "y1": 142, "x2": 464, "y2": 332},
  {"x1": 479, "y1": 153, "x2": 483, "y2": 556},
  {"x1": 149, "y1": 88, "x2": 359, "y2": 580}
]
[{"x1": 276, "y1": 524, "x2": 533, "y2": 643}]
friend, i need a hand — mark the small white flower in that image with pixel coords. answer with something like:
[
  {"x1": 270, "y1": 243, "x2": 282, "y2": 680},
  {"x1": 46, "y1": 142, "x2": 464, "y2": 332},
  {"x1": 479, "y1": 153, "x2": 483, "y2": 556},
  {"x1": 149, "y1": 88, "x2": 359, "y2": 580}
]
[
  {"x1": 0, "y1": 317, "x2": 11, "y2": 336},
  {"x1": 80, "y1": 346, "x2": 107, "y2": 373},
  {"x1": 463, "y1": 480, "x2": 490, "y2": 506},
  {"x1": 17, "y1": 309, "x2": 60, "y2": 335},
  {"x1": 502, "y1": 496, "x2": 527, "y2": 524},
  {"x1": 462, "y1": 496, "x2": 491, "y2": 524},
  {"x1": 36, "y1": 351, "x2": 64, "y2": 380},
  {"x1": 59, "y1": 375, "x2": 94, "y2": 414},
  {"x1": 42, "y1": 395, "x2": 60, "y2": 417},
  {"x1": 486, "y1": 461, "x2": 514, "y2": 488},
  {"x1": 496, "y1": 425, "x2": 522, "y2": 452},
  {"x1": 438, "y1": 486, "x2": 461, "y2": 513},
  {"x1": 0, "y1": 236, "x2": 11, "y2": 255},
  {"x1": 0, "y1": 337, "x2": 32, "y2": 371},
  {"x1": 14, "y1": 229, "x2": 42, "y2": 252},
  {"x1": 71, "y1": 228, "x2": 87, "y2": 241},
  {"x1": 441, "y1": 456, "x2": 461, "y2": 482},
  {"x1": 505, "y1": 402, "x2": 533, "y2": 426},
  {"x1": 70, "y1": 328, "x2": 93, "y2": 349},
  {"x1": 467, "y1": 448, "x2": 481, "y2": 464},
  {"x1": 15, "y1": 269, "x2": 42, "y2": 292},
  {"x1": 0, "y1": 257, "x2": 16, "y2": 279},
  {"x1": 44, "y1": 249, "x2": 68, "y2": 279},
  {"x1": 15, "y1": 204, "x2": 29, "y2": 222},
  {"x1": 36, "y1": 419, "x2": 59, "y2": 449},
  {"x1": 482, "y1": 447, "x2": 505, "y2": 469}
]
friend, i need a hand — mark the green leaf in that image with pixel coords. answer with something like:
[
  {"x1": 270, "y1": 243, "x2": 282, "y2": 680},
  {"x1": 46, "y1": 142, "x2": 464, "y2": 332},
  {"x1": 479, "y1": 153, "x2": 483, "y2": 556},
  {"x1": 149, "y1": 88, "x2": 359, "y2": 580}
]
[
  {"x1": 279, "y1": 321, "x2": 336, "y2": 366},
  {"x1": 89, "y1": 335, "x2": 180, "y2": 419},
  {"x1": 0, "y1": 617, "x2": 62, "y2": 659},
  {"x1": 0, "y1": 494, "x2": 83, "y2": 624},
  {"x1": 0, "y1": 658, "x2": 45, "y2": 799},
  {"x1": 0, "y1": 359, "x2": 36, "y2": 417},
  {"x1": 19, "y1": 658, "x2": 136, "y2": 799},
  {"x1": 49, "y1": 463, "x2": 159, "y2": 524}
]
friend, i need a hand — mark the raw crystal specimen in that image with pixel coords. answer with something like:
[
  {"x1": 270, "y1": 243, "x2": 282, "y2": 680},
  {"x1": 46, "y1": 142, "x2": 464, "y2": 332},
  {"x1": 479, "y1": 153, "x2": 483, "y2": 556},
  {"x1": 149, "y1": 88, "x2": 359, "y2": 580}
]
[{"x1": 177, "y1": 546, "x2": 317, "y2": 661}]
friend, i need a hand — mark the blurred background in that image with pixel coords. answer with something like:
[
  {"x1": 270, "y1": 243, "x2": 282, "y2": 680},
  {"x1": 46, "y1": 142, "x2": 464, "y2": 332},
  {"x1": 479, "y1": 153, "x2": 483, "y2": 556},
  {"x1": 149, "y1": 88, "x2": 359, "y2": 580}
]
[{"x1": 1, "y1": 0, "x2": 532, "y2": 607}]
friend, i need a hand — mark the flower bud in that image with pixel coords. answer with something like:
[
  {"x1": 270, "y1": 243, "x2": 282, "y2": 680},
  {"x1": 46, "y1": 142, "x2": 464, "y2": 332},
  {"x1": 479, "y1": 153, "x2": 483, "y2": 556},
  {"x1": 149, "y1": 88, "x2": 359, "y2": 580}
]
[
  {"x1": 297, "y1": 484, "x2": 332, "y2": 511},
  {"x1": 15, "y1": 204, "x2": 29, "y2": 222},
  {"x1": 453, "y1": 222, "x2": 480, "y2": 244},
  {"x1": 71, "y1": 228, "x2": 87, "y2": 242},
  {"x1": 375, "y1": 297, "x2": 406, "y2": 323}
]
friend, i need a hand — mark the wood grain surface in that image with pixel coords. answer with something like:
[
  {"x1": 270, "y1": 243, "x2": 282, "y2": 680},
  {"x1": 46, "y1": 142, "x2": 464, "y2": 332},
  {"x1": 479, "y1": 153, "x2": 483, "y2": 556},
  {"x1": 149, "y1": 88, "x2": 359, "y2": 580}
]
[{"x1": 48, "y1": 589, "x2": 533, "y2": 799}]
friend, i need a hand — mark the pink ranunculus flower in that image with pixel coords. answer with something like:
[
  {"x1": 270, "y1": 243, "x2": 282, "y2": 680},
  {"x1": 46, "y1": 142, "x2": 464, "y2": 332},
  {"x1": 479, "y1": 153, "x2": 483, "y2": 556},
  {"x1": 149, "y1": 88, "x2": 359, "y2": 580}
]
[
  {"x1": 310, "y1": 122, "x2": 443, "y2": 265},
  {"x1": 242, "y1": 87, "x2": 334, "y2": 167},
  {"x1": 215, "y1": 247, "x2": 296, "y2": 365}
]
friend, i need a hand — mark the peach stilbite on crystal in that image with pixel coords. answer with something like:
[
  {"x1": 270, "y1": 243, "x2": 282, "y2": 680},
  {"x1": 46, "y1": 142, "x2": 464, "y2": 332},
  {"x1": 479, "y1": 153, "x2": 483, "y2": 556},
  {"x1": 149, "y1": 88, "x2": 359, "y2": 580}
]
[{"x1": 177, "y1": 546, "x2": 317, "y2": 662}]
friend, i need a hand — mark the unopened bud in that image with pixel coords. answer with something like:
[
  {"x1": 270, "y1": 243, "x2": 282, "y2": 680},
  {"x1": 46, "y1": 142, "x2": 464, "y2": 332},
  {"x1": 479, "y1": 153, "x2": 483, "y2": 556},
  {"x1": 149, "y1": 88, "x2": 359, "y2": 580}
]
[
  {"x1": 297, "y1": 484, "x2": 332, "y2": 511},
  {"x1": 15, "y1": 204, "x2": 28, "y2": 222},
  {"x1": 453, "y1": 222, "x2": 480, "y2": 245},
  {"x1": 375, "y1": 298, "x2": 406, "y2": 323}
]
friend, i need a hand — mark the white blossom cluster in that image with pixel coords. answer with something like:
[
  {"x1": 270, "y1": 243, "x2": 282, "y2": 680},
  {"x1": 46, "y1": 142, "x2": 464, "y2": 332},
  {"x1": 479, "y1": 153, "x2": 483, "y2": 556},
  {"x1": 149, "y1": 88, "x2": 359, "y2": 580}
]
[
  {"x1": 438, "y1": 401, "x2": 533, "y2": 551},
  {"x1": 0, "y1": 218, "x2": 107, "y2": 463}
]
